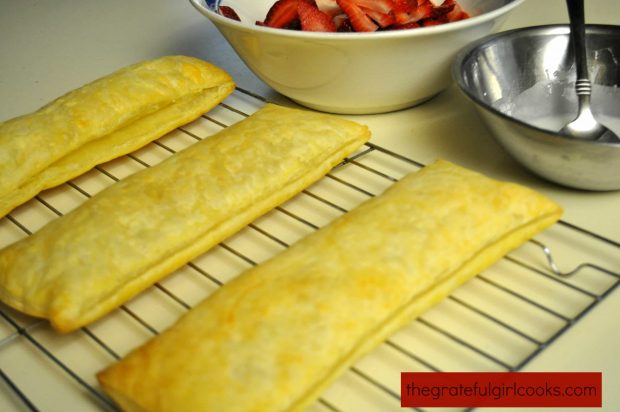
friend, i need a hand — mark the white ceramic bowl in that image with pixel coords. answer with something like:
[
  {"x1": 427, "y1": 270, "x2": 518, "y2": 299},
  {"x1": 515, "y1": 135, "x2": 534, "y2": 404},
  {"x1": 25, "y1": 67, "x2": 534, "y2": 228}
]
[{"x1": 190, "y1": 0, "x2": 524, "y2": 114}]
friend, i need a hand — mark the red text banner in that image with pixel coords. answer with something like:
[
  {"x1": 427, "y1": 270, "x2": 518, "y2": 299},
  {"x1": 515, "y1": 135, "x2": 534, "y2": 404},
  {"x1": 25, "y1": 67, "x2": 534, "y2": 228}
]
[{"x1": 401, "y1": 372, "x2": 602, "y2": 407}]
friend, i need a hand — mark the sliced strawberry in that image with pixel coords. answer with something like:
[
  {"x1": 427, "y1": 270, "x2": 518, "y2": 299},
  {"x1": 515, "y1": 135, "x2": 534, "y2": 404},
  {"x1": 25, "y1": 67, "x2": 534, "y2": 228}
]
[
  {"x1": 298, "y1": 0, "x2": 337, "y2": 31},
  {"x1": 426, "y1": 0, "x2": 468, "y2": 24},
  {"x1": 445, "y1": 2, "x2": 469, "y2": 22},
  {"x1": 256, "y1": 0, "x2": 467, "y2": 32},
  {"x1": 261, "y1": 0, "x2": 300, "y2": 28},
  {"x1": 336, "y1": 0, "x2": 378, "y2": 32},
  {"x1": 391, "y1": 0, "x2": 433, "y2": 24},
  {"x1": 219, "y1": 6, "x2": 241, "y2": 21},
  {"x1": 409, "y1": 0, "x2": 434, "y2": 22},
  {"x1": 391, "y1": 0, "x2": 417, "y2": 24},
  {"x1": 392, "y1": 0, "x2": 417, "y2": 12},
  {"x1": 431, "y1": 0, "x2": 456, "y2": 19},
  {"x1": 360, "y1": 6, "x2": 395, "y2": 27},
  {"x1": 354, "y1": 0, "x2": 396, "y2": 14},
  {"x1": 394, "y1": 0, "x2": 417, "y2": 8}
]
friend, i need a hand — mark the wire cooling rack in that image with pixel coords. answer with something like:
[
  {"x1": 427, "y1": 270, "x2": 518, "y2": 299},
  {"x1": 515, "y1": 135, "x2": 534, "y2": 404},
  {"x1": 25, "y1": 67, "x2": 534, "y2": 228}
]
[{"x1": 1, "y1": 88, "x2": 619, "y2": 412}]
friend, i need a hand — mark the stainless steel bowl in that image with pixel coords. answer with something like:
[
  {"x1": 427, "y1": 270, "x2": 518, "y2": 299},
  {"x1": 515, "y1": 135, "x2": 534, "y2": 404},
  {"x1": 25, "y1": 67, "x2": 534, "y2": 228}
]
[{"x1": 453, "y1": 24, "x2": 620, "y2": 191}]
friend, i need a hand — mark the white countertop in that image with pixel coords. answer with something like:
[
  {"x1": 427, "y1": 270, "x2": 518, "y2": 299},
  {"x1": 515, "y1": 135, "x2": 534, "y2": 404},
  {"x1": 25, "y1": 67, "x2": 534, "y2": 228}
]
[{"x1": 1, "y1": 0, "x2": 619, "y2": 411}]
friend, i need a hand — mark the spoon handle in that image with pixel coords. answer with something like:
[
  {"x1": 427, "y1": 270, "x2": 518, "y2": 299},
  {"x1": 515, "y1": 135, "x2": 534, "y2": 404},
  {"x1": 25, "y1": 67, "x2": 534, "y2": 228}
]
[{"x1": 566, "y1": 0, "x2": 591, "y2": 96}]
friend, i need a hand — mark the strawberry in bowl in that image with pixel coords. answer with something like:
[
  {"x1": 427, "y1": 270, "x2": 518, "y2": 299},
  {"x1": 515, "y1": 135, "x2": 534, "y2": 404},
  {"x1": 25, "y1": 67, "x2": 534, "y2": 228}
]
[
  {"x1": 221, "y1": 0, "x2": 470, "y2": 33},
  {"x1": 191, "y1": 0, "x2": 524, "y2": 114}
]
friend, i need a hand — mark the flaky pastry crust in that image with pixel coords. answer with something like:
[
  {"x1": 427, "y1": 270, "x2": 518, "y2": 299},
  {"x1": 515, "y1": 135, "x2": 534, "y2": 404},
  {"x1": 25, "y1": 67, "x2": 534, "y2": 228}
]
[
  {"x1": 97, "y1": 159, "x2": 563, "y2": 412},
  {"x1": 0, "y1": 55, "x2": 235, "y2": 218},
  {"x1": 0, "y1": 103, "x2": 370, "y2": 332}
]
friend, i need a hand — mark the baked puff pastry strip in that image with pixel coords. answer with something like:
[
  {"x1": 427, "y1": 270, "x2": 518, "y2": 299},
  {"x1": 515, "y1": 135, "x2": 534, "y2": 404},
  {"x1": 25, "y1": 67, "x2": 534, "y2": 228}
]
[
  {"x1": 97, "y1": 160, "x2": 563, "y2": 412},
  {"x1": 0, "y1": 103, "x2": 370, "y2": 332},
  {"x1": 0, "y1": 55, "x2": 235, "y2": 218}
]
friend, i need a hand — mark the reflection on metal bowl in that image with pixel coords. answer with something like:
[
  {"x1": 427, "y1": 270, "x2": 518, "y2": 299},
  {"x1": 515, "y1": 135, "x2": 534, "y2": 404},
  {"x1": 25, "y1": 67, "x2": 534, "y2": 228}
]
[{"x1": 454, "y1": 24, "x2": 620, "y2": 191}]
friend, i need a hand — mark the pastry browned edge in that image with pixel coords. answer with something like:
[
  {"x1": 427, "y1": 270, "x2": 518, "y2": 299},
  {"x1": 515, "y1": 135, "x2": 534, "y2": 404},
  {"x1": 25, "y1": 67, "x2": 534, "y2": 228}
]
[
  {"x1": 0, "y1": 103, "x2": 370, "y2": 333},
  {"x1": 97, "y1": 159, "x2": 563, "y2": 412},
  {"x1": 0, "y1": 55, "x2": 235, "y2": 218}
]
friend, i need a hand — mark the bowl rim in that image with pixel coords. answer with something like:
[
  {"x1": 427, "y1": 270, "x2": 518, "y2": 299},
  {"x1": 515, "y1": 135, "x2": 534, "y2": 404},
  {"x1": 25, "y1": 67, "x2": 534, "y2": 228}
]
[
  {"x1": 452, "y1": 23, "x2": 620, "y2": 147},
  {"x1": 189, "y1": 0, "x2": 525, "y2": 40}
]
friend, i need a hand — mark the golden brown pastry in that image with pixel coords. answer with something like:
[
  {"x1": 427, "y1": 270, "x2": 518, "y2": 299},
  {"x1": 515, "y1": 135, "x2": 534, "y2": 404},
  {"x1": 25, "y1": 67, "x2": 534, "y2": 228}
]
[
  {"x1": 97, "y1": 160, "x2": 562, "y2": 412},
  {"x1": 0, "y1": 55, "x2": 235, "y2": 218},
  {"x1": 0, "y1": 103, "x2": 370, "y2": 333}
]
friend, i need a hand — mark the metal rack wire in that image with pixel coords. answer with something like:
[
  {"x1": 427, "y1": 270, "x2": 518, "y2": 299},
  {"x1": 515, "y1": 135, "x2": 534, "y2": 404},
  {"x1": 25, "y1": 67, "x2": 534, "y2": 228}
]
[{"x1": 0, "y1": 88, "x2": 618, "y2": 412}]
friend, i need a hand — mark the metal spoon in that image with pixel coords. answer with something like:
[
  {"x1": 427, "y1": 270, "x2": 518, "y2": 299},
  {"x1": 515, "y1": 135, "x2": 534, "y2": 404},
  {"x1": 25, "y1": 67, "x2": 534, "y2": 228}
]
[{"x1": 560, "y1": 0, "x2": 620, "y2": 143}]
